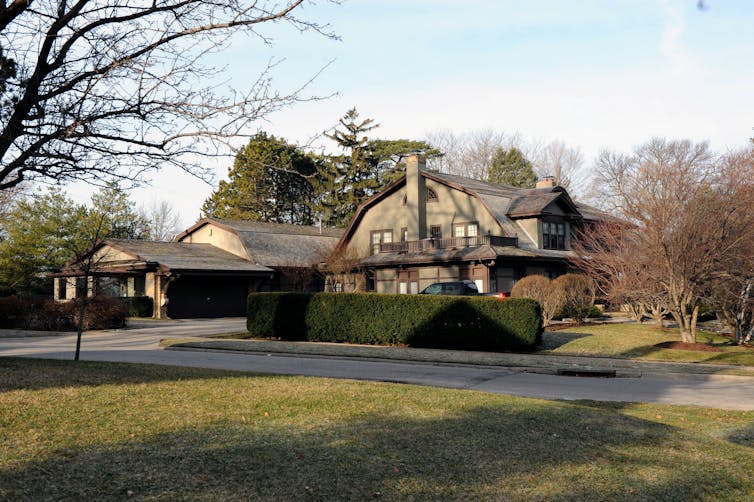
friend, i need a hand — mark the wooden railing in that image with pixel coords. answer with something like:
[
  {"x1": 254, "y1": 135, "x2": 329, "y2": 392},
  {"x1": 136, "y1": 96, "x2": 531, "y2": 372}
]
[{"x1": 379, "y1": 234, "x2": 517, "y2": 253}]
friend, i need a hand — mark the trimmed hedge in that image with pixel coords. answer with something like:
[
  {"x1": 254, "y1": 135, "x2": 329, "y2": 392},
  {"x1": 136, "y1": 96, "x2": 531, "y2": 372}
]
[{"x1": 247, "y1": 292, "x2": 543, "y2": 352}]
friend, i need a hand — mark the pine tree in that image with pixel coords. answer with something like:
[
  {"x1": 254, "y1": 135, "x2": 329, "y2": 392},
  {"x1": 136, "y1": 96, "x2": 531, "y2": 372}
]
[
  {"x1": 487, "y1": 147, "x2": 538, "y2": 188},
  {"x1": 202, "y1": 132, "x2": 318, "y2": 224}
]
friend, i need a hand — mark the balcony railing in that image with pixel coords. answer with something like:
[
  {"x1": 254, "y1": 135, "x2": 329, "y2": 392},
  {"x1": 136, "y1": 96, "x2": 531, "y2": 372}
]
[{"x1": 379, "y1": 234, "x2": 518, "y2": 254}]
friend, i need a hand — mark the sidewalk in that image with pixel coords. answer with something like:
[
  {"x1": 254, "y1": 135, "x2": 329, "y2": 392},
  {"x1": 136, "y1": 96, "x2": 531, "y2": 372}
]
[{"x1": 162, "y1": 337, "x2": 754, "y2": 378}]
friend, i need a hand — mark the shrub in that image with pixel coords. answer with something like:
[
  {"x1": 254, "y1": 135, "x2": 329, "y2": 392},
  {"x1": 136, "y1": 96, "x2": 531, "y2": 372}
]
[
  {"x1": 124, "y1": 296, "x2": 154, "y2": 318},
  {"x1": 510, "y1": 275, "x2": 564, "y2": 326},
  {"x1": 551, "y1": 273, "x2": 595, "y2": 324},
  {"x1": 0, "y1": 295, "x2": 126, "y2": 331},
  {"x1": 247, "y1": 292, "x2": 543, "y2": 352}
]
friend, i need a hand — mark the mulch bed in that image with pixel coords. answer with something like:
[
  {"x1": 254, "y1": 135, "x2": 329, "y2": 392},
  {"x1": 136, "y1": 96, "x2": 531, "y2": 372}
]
[{"x1": 654, "y1": 341, "x2": 724, "y2": 352}]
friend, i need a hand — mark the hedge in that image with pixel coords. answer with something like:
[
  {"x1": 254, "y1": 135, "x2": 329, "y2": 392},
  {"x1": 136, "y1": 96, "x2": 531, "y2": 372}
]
[{"x1": 247, "y1": 292, "x2": 543, "y2": 352}]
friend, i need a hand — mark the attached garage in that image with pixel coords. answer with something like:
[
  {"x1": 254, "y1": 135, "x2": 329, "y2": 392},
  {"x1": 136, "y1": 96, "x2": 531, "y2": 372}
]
[{"x1": 166, "y1": 274, "x2": 264, "y2": 318}]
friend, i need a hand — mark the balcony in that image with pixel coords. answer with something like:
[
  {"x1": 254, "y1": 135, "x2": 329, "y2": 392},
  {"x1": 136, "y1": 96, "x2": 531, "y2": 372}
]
[{"x1": 379, "y1": 234, "x2": 518, "y2": 254}]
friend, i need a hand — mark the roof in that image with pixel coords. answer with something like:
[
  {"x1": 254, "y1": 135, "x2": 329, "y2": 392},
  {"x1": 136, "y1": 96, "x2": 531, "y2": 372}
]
[
  {"x1": 426, "y1": 171, "x2": 580, "y2": 220},
  {"x1": 103, "y1": 240, "x2": 273, "y2": 273},
  {"x1": 178, "y1": 219, "x2": 343, "y2": 268}
]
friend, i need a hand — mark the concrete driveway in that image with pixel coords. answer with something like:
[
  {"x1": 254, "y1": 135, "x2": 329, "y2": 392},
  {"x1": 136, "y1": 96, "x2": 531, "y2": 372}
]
[{"x1": 2, "y1": 318, "x2": 754, "y2": 410}]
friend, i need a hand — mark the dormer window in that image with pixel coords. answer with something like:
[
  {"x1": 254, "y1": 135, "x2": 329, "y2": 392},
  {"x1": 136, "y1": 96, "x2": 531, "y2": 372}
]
[{"x1": 543, "y1": 222, "x2": 566, "y2": 250}]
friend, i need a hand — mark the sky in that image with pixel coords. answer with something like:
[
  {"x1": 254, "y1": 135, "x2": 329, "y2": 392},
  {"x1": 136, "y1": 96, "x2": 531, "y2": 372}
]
[{"x1": 66, "y1": 0, "x2": 754, "y2": 230}]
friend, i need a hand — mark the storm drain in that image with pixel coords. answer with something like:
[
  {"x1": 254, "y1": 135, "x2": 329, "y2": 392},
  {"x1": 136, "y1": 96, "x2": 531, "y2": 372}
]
[{"x1": 556, "y1": 368, "x2": 617, "y2": 378}]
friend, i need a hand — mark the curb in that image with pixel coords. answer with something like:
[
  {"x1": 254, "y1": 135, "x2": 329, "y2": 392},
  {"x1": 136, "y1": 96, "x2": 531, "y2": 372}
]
[{"x1": 162, "y1": 338, "x2": 754, "y2": 378}]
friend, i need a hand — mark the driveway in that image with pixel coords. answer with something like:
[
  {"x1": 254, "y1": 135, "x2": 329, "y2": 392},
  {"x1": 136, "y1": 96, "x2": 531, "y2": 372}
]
[{"x1": 1, "y1": 318, "x2": 753, "y2": 410}]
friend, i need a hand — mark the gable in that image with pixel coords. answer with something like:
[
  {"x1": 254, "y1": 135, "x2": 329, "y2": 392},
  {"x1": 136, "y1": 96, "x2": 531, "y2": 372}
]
[{"x1": 176, "y1": 221, "x2": 249, "y2": 260}]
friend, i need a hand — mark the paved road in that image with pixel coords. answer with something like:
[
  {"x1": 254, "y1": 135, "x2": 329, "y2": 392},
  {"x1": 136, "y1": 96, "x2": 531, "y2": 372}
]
[{"x1": 2, "y1": 319, "x2": 753, "y2": 410}]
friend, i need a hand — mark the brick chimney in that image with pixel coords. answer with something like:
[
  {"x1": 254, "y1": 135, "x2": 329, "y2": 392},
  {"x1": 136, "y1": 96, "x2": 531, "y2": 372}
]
[
  {"x1": 536, "y1": 176, "x2": 556, "y2": 189},
  {"x1": 405, "y1": 153, "x2": 427, "y2": 240}
]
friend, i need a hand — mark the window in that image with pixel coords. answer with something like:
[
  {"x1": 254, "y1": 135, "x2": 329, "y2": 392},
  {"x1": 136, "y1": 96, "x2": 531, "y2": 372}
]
[
  {"x1": 430, "y1": 225, "x2": 442, "y2": 240},
  {"x1": 58, "y1": 278, "x2": 67, "y2": 300},
  {"x1": 542, "y1": 222, "x2": 566, "y2": 250},
  {"x1": 426, "y1": 187, "x2": 438, "y2": 202},
  {"x1": 134, "y1": 276, "x2": 146, "y2": 296},
  {"x1": 453, "y1": 222, "x2": 479, "y2": 238},
  {"x1": 400, "y1": 227, "x2": 408, "y2": 242},
  {"x1": 75, "y1": 277, "x2": 87, "y2": 298},
  {"x1": 370, "y1": 229, "x2": 393, "y2": 254}
]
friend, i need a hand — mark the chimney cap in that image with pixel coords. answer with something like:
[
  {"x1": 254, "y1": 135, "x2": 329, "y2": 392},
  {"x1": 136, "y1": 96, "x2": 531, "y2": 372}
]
[{"x1": 536, "y1": 176, "x2": 556, "y2": 189}]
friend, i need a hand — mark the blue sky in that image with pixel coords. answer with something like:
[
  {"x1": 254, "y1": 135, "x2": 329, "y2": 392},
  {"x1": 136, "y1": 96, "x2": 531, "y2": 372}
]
[{"x1": 69, "y1": 0, "x2": 754, "y2": 227}]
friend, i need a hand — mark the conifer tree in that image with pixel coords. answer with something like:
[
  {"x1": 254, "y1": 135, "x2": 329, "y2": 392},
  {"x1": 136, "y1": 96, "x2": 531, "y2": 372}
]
[
  {"x1": 487, "y1": 147, "x2": 538, "y2": 188},
  {"x1": 202, "y1": 132, "x2": 318, "y2": 224}
]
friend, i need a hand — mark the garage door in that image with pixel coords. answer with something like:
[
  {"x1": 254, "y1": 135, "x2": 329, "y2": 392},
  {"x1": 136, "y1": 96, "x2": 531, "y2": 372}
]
[{"x1": 166, "y1": 276, "x2": 252, "y2": 318}]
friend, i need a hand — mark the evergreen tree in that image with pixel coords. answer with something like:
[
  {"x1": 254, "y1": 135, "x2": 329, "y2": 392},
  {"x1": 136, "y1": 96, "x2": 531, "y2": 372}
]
[
  {"x1": 0, "y1": 184, "x2": 149, "y2": 295},
  {"x1": 315, "y1": 109, "x2": 440, "y2": 227},
  {"x1": 315, "y1": 108, "x2": 380, "y2": 227},
  {"x1": 90, "y1": 182, "x2": 151, "y2": 240},
  {"x1": 202, "y1": 132, "x2": 317, "y2": 224},
  {"x1": 487, "y1": 147, "x2": 538, "y2": 188},
  {"x1": 0, "y1": 188, "x2": 88, "y2": 295}
]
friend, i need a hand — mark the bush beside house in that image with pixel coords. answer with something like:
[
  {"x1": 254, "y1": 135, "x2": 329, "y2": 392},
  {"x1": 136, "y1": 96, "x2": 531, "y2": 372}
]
[
  {"x1": 247, "y1": 292, "x2": 543, "y2": 351},
  {"x1": 0, "y1": 296, "x2": 127, "y2": 331}
]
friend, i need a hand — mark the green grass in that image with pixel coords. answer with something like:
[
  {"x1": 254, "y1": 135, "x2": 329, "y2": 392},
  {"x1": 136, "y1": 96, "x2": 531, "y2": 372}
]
[
  {"x1": 1, "y1": 358, "x2": 753, "y2": 500},
  {"x1": 540, "y1": 323, "x2": 754, "y2": 366}
]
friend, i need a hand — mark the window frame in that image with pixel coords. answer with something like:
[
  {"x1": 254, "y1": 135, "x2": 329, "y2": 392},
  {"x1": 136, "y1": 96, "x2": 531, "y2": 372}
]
[
  {"x1": 370, "y1": 229, "x2": 394, "y2": 255},
  {"x1": 452, "y1": 221, "x2": 479, "y2": 238},
  {"x1": 542, "y1": 221, "x2": 566, "y2": 250}
]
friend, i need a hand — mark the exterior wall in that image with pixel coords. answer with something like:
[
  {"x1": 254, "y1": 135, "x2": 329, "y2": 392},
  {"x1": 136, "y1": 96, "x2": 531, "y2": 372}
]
[
  {"x1": 348, "y1": 187, "x2": 412, "y2": 258},
  {"x1": 179, "y1": 223, "x2": 248, "y2": 259},
  {"x1": 346, "y1": 175, "x2": 506, "y2": 259},
  {"x1": 375, "y1": 264, "x2": 490, "y2": 294},
  {"x1": 423, "y1": 179, "x2": 504, "y2": 239},
  {"x1": 375, "y1": 268, "x2": 396, "y2": 293},
  {"x1": 515, "y1": 218, "x2": 540, "y2": 248}
]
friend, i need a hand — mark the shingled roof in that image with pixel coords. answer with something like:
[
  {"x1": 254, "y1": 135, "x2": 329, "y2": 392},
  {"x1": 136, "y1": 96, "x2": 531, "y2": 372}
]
[
  {"x1": 177, "y1": 219, "x2": 343, "y2": 268},
  {"x1": 103, "y1": 240, "x2": 273, "y2": 273}
]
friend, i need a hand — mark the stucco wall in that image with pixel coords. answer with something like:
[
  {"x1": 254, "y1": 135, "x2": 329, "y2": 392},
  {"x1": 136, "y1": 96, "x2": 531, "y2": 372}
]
[
  {"x1": 423, "y1": 179, "x2": 504, "y2": 239},
  {"x1": 179, "y1": 223, "x2": 248, "y2": 259},
  {"x1": 346, "y1": 175, "x2": 506, "y2": 258}
]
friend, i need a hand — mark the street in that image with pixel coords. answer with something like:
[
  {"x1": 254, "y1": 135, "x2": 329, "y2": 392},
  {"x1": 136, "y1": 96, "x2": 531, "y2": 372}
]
[{"x1": 1, "y1": 319, "x2": 753, "y2": 410}]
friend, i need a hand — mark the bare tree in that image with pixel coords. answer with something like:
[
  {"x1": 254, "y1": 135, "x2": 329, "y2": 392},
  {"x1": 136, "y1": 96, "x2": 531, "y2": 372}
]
[
  {"x1": 576, "y1": 138, "x2": 754, "y2": 344},
  {"x1": 705, "y1": 148, "x2": 754, "y2": 344},
  {"x1": 425, "y1": 129, "x2": 522, "y2": 180},
  {"x1": 139, "y1": 200, "x2": 183, "y2": 241},
  {"x1": 529, "y1": 140, "x2": 584, "y2": 191},
  {"x1": 0, "y1": 1, "x2": 337, "y2": 190}
]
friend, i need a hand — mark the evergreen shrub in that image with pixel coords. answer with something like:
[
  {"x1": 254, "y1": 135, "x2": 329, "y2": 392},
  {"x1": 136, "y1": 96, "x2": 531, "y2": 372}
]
[{"x1": 247, "y1": 292, "x2": 543, "y2": 351}]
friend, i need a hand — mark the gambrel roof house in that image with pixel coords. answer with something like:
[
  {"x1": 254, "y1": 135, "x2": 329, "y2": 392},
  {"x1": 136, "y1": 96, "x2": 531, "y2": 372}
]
[
  {"x1": 54, "y1": 219, "x2": 342, "y2": 318},
  {"x1": 333, "y1": 153, "x2": 608, "y2": 295},
  {"x1": 54, "y1": 155, "x2": 607, "y2": 318}
]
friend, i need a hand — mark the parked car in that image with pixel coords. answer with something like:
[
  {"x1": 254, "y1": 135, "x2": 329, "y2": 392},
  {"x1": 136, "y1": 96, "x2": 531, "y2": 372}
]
[
  {"x1": 419, "y1": 281, "x2": 480, "y2": 296},
  {"x1": 482, "y1": 291, "x2": 508, "y2": 300}
]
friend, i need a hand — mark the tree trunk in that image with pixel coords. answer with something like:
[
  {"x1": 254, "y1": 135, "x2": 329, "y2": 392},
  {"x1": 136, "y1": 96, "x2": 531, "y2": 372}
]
[{"x1": 74, "y1": 296, "x2": 88, "y2": 361}]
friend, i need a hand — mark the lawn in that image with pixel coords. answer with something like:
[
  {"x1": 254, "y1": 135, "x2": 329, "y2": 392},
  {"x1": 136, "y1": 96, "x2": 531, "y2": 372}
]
[
  {"x1": 539, "y1": 323, "x2": 754, "y2": 366},
  {"x1": 1, "y1": 358, "x2": 753, "y2": 500}
]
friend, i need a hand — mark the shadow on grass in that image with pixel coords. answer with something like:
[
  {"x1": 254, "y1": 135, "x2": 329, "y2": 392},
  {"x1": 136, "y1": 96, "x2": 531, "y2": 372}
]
[
  {"x1": 2, "y1": 402, "x2": 751, "y2": 500},
  {"x1": 728, "y1": 421, "x2": 754, "y2": 448},
  {"x1": 0, "y1": 357, "x2": 245, "y2": 392},
  {"x1": 536, "y1": 330, "x2": 591, "y2": 351}
]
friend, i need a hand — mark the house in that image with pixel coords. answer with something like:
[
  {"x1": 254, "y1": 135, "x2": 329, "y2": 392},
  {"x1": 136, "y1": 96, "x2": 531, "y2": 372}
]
[
  {"x1": 53, "y1": 219, "x2": 342, "y2": 318},
  {"x1": 331, "y1": 153, "x2": 606, "y2": 294}
]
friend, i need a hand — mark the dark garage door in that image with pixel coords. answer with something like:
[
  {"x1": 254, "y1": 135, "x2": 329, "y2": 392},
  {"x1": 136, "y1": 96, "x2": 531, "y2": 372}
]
[{"x1": 166, "y1": 276, "x2": 251, "y2": 318}]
